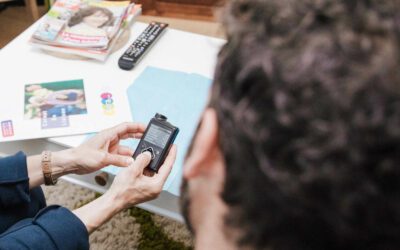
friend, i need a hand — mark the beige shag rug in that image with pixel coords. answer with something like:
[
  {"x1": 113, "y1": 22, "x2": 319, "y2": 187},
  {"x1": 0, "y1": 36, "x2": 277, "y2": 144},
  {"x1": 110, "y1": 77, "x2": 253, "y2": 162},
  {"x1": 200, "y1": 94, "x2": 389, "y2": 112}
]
[{"x1": 43, "y1": 180, "x2": 193, "y2": 250}]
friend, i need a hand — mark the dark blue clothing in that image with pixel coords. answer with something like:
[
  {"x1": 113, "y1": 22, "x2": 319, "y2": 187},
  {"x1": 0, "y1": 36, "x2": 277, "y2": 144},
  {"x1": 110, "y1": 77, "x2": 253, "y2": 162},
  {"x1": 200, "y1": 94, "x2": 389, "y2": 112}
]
[
  {"x1": 0, "y1": 152, "x2": 46, "y2": 233},
  {"x1": 0, "y1": 152, "x2": 89, "y2": 250}
]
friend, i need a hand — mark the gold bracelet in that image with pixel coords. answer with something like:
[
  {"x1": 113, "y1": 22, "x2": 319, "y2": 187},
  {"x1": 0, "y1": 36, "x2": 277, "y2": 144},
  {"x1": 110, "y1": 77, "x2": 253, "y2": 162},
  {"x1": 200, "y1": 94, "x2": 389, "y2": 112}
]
[{"x1": 41, "y1": 151, "x2": 58, "y2": 185}]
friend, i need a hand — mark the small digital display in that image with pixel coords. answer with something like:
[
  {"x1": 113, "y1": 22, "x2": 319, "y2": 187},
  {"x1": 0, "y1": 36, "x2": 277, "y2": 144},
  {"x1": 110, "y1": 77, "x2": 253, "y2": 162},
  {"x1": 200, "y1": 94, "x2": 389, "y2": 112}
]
[{"x1": 144, "y1": 124, "x2": 172, "y2": 148}]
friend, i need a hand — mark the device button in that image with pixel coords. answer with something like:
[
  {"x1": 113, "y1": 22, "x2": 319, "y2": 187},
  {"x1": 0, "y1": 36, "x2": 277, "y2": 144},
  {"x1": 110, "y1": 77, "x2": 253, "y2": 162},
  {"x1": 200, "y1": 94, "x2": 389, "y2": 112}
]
[
  {"x1": 155, "y1": 113, "x2": 167, "y2": 121},
  {"x1": 141, "y1": 147, "x2": 155, "y2": 160}
]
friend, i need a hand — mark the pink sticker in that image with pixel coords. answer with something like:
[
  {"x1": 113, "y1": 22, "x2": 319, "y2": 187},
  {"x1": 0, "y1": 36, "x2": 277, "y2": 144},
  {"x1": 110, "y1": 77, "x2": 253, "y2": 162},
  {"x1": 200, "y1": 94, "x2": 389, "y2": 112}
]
[
  {"x1": 1, "y1": 120, "x2": 14, "y2": 137},
  {"x1": 101, "y1": 92, "x2": 112, "y2": 99}
]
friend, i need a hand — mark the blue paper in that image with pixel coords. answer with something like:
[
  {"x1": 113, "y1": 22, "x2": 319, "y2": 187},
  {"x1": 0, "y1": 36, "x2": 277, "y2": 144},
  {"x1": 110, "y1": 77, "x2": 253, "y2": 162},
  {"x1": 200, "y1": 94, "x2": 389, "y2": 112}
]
[{"x1": 103, "y1": 67, "x2": 211, "y2": 196}]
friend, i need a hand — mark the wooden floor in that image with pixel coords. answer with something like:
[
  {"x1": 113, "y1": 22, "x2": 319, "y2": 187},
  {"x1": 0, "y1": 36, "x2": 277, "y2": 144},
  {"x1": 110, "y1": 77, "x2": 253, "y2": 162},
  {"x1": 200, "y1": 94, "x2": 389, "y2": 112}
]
[
  {"x1": 0, "y1": 5, "x2": 223, "y2": 49},
  {"x1": 0, "y1": 5, "x2": 45, "y2": 48}
]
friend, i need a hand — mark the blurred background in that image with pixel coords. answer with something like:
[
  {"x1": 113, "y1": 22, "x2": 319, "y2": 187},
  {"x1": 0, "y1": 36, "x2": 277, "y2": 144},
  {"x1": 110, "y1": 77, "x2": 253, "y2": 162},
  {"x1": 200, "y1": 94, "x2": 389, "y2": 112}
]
[{"x1": 0, "y1": 0, "x2": 224, "y2": 48}]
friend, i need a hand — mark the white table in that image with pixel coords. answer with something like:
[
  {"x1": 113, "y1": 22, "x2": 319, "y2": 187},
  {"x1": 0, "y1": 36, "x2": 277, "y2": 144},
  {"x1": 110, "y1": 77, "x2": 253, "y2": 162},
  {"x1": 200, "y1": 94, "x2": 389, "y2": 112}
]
[{"x1": 0, "y1": 19, "x2": 224, "y2": 221}]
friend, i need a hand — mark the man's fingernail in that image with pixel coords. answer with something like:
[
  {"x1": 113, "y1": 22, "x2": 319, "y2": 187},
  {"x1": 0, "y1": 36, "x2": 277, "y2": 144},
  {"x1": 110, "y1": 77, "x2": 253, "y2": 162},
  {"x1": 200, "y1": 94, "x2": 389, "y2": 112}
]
[{"x1": 143, "y1": 151, "x2": 152, "y2": 158}]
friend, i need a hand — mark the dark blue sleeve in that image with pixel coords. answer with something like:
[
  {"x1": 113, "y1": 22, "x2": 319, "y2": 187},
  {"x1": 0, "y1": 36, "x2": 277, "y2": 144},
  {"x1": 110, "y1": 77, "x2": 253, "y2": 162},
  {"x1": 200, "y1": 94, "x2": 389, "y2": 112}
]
[
  {"x1": 0, "y1": 205, "x2": 89, "y2": 250},
  {"x1": 0, "y1": 152, "x2": 46, "y2": 234},
  {"x1": 0, "y1": 152, "x2": 31, "y2": 208}
]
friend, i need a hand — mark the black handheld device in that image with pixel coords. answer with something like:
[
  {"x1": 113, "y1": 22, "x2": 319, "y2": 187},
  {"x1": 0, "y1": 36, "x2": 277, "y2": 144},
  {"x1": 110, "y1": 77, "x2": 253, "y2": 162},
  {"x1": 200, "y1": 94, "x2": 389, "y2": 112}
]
[{"x1": 133, "y1": 113, "x2": 179, "y2": 172}]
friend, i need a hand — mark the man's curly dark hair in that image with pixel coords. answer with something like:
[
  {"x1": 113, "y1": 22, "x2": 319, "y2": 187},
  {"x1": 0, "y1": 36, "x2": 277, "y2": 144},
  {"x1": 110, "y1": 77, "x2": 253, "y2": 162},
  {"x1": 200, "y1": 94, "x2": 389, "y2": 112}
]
[{"x1": 210, "y1": 0, "x2": 400, "y2": 249}]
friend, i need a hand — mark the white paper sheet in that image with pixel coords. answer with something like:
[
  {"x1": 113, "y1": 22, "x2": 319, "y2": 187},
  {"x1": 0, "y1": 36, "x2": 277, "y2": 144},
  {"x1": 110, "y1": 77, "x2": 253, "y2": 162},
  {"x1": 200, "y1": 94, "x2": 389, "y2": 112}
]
[{"x1": 0, "y1": 77, "x2": 130, "y2": 142}]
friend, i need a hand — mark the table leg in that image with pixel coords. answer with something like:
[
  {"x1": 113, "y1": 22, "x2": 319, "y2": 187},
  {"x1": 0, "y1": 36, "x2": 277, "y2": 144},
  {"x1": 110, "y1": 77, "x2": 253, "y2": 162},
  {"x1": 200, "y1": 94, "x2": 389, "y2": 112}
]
[{"x1": 24, "y1": 0, "x2": 39, "y2": 21}]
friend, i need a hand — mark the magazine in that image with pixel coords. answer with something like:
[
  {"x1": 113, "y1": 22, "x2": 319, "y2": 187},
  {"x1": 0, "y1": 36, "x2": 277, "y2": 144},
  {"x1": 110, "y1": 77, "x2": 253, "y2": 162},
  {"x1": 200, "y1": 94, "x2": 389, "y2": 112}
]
[
  {"x1": 32, "y1": 0, "x2": 131, "y2": 49},
  {"x1": 30, "y1": 4, "x2": 142, "y2": 61}
]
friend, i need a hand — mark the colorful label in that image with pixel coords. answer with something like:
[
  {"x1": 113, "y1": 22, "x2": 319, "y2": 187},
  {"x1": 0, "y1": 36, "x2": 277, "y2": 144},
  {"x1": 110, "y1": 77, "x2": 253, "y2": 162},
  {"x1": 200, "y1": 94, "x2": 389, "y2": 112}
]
[
  {"x1": 1, "y1": 120, "x2": 14, "y2": 137},
  {"x1": 101, "y1": 92, "x2": 115, "y2": 116}
]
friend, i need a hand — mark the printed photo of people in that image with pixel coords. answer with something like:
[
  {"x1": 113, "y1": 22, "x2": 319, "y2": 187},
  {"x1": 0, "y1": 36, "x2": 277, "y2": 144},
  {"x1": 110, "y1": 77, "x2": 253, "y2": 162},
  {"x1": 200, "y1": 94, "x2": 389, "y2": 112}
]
[{"x1": 24, "y1": 79, "x2": 87, "y2": 120}]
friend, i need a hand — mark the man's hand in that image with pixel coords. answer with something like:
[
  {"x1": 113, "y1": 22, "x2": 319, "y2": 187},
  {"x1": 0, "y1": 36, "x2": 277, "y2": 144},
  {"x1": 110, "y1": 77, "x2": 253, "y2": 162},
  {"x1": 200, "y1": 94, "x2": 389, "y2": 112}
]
[
  {"x1": 73, "y1": 146, "x2": 177, "y2": 234},
  {"x1": 55, "y1": 122, "x2": 146, "y2": 175},
  {"x1": 107, "y1": 145, "x2": 177, "y2": 210},
  {"x1": 28, "y1": 122, "x2": 146, "y2": 188}
]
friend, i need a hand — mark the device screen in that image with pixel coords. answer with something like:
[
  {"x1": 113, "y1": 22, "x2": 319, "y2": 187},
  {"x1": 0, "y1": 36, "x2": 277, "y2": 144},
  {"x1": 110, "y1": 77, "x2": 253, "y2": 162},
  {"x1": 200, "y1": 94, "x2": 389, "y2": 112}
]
[{"x1": 144, "y1": 124, "x2": 172, "y2": 148}]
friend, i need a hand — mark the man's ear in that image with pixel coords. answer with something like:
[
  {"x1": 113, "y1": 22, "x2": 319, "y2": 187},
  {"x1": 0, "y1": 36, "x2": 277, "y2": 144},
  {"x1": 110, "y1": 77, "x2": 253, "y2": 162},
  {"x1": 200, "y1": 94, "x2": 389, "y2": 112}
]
[{"x1": 184, "y1": 108, "x2": 219, "y2": 179}]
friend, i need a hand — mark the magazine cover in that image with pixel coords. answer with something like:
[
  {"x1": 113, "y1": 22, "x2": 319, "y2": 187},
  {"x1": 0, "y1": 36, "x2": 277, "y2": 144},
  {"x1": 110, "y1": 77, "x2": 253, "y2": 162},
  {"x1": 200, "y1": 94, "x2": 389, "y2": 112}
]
[
  {"x1": 32, "y1": 0, "x2": 130, "y2": 48},
  {"x1": 30, "y1": 2, "x2": 141, "y2": 60}
]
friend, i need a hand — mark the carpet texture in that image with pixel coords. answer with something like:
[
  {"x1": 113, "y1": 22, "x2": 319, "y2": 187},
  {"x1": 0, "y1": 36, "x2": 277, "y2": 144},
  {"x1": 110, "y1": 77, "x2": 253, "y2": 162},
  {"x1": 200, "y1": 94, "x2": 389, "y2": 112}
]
[{"x1": 43, "y1": 180, "x2": 193, "y2": 250}]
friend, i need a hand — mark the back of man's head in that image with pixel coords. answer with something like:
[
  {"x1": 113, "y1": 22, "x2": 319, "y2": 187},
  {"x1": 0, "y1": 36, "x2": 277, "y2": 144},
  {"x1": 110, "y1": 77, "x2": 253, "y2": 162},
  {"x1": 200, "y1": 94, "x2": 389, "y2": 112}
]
[{"x1": 210, "y1": 0, "x2": 400, "y2": 249}]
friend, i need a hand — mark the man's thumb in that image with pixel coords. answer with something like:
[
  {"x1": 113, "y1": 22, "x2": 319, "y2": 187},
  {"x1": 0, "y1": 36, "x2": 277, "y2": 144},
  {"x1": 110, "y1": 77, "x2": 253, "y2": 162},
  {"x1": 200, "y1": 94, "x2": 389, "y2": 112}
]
[{"x1": 133, "y1": 151, "x2": 152, "y2": 171}]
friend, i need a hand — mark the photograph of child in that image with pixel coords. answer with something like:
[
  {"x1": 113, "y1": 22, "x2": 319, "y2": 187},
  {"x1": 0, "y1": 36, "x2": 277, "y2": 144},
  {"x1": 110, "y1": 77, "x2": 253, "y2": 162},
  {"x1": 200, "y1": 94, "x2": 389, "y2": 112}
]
[
  {"x1": 66, "y1": 6, "x2": 114, "y2": 37},
  {"x1": 24, "y1": 79, "x2": 87, "y2": 120}
]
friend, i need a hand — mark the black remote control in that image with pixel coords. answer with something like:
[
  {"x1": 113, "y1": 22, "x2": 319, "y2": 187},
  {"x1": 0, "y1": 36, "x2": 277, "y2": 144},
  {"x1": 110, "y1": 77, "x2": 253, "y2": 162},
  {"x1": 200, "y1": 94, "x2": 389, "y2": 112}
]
[{"x1": 118, "y1": 22, "x2": 168, "y2": 70}]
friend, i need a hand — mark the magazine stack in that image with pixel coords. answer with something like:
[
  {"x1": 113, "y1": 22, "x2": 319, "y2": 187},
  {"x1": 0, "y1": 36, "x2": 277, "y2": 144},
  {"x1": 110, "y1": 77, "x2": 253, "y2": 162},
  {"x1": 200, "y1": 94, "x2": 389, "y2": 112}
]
[{"x1": 30, "y1": 0, "x2": 141, "y2": 61}]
